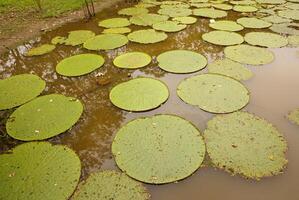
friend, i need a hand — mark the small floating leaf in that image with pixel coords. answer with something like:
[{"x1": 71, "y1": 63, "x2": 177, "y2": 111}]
[
  {"x1": 25, "y1": 44, "x2": 55, "y2": 56},
  {"x1": 6, "y1": 94, "x2": 83, "y2": 141},
  {"x1": 109, "y1": 77, "x2": 169, "y2": 111},
  {"x1": 261, "y1": 15, "x2": 292, "y2": 24},
  {"x1": 158, "y1": 7, "x2": 192, "y2": 17},
  {"x1": 152, "y1": 21, "x2": 187, "y2": 32},
  {"x1": 128, "y1": 29, "x2": 168, "y2": 44},
  {"x1": 112, "y1": 115, "x2": 206, "y2": 184},
  {"x1": 113, "y1": 52, "x2": 151, "y2": 69},
  {"x1": 172, "y1": 16, "x2": 197, "y2": 24},
  {"x1": 287, "y1": 108, "x2": 299, "y2": 125},
  {"x1": 278, "y1": 9, "x2": 299, "y2": 20},
  {"x1": 51, "y1": 36, "x2": 66, "y2": 45},
  {"x1": 83, "y1": 34, "x2": 128, "y2": 50},
  {"x1": 118, "y1": 7, "x2": 149, "y2": 15},
  {"x1": 270, "y1": 22, "x2": 299, "y2": 35},
  {"x1": 288, "y1": 35, "x2": 299, "y2": 47},
  {"x1": 202, "y1": 30, "x2": 244, "y2": 46},
  {"x1": 233, "y1": 5, "x2": 258, "y2": 12},
  {"x1": 244, "y1": 32, "x2": 288, "y2": 48},
  {"x1": 193, "y1": 8, "x2": 227, "y2": 18},
  {"x1": 64, "y1": 30, "x2": 95, "y2": 46},
  {"x1": 102, "y1": 27, "x2": 131, "y2": 34},
  {"x1": 98, "y1": 18, "x2": 131, "y2": 28},
  {"x1": 209, "y1": 20, "x2": 244, "y2": 31},
  {"x1": 237, "y1": 17, "x2": 272, "y2": 28},
  {"x1": 130, "y1": 13, "x2": 169, "y2": 26}
]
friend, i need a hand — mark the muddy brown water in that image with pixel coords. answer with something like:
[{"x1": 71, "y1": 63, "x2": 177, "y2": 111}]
[{"x1": 1, "y1": 1, "x2": 299, "y2": 200}]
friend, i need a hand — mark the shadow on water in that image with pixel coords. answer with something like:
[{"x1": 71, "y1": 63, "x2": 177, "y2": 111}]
[{"x1": 1, "y1": 1, "x2": 299, "y2": 200}]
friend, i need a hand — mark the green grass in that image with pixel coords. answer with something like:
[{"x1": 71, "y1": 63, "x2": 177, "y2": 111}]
[{"x1": 0, "y1": 0, "x2": 87, "y2": 17}]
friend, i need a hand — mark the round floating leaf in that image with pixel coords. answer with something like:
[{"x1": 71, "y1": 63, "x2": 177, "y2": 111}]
[
  {"x1": 233, "y1": 5, "x2": 258, "y2": 12},
  {"x1": 224, "y1": 44, "x2": 274, "y2": 65},
  {"x1": 56, "y1": 54, "x2": 105, "y2": 76},
  {"x1": 25, "y1": 44, "x2": 55, "y2": 56},
  {"x1": 102, "y1": 27, "x2": 131, "y2": 34},
  {"x1": 113, "y1": 52, "x2": 151, "y2": 69},
  {"x1": 109, "y1": 77, "x2": 169, "y2": 111},
  {"x1": 270, "y1": 23, "x2": 299, "y2": 35},
  {"x1": 177, "y1": 73, "x2": 249, "y2": 113},
  {"x1": 237, "y1": 17, "x2": 272, "y2": 28},
  {"x1": 157, "y1": 50, "x2": 207, "y2": 73},
  {"x1": 172, "y1": 16, "x2": 197, "y2": 24},
  {"x1": 130, "y1": 13, "x2": 169, "y2": 26},
  {"x1": 135, "y1": 2, "x2": 157, "y2": 8},
  {"x1": 212, "y1": 3, "x2": 233, "y2": 10},
  {"x1": 153, "y1": 21, "x2": 187, "y2": 32},
  {"x1": 112, "y1": 115, "x2": 206, "y2": 184},
  {"x1": 261, "y1": 15, "x2": 292, "y2": 24},
  {"x1": 244, "y1": 32, "x2": 288, "y2": 48},
  {"x1": 128, "y1": 29, "x2": 168, "y2": 44},
  {"x1": 208, "y1": 58, "x2": 253, "y2": 80},
  {"x1": 287, "y1": 108, "x2": 299, "y2": 125},
  {"x1": 73, "y1": 171, "x2": 150, "y2": 200},
  {"x1": 285, "y1": 2, "x2": 299, "y2": 9},
  {"x1": 0, "y1": 74, "x2": 45, "y2": 110},
  {"x1": 83, "y1": 34, "x2": 128, "y2": 50},
  {"x1": 64, "y1": 30, "x2": 95, "y2": 46},
  {"x1": 0, "y1": 142, "x2": 81, "y2": 200},
  {"x1": 193, "y1": 8, "x2": 228, "y2": 18},
  {"x1": 256, "y1": 0, "x2": 286, "y2": 3},
  {"x1": 118, "y1": 7, "x2": 149, "y2": 15},
  {"x1": 204, "y1": 111, "x2": 288, "y2": 179},
  {"x1": 230, "y1": 0, "x2": 256, "y2": 5},
  {"x1": 191, "y1": 2, "x2": 212, "y2": 8},
  {"x1": 158, "y1": 7, "x2": 192, "y2": 17},
  {"x1": 288, "y1": 35, "x2": 299, "y2": 47},
  {"x1": 98, "y1": 18, "x2": 131, "y2": 28},
  {"x1": 51, "y1": 36, "x2": 66, "y2": 45},
  {"x1": 6, "y1": 94, "x2": 83, "y2": 141},
  {"x1": 209, "y1": 20, "x2": 244, "y2": 31},
  {"x1": 202, "y1": 31, "x2": 244, "y2": 46},
  {"x1": 278, "y1": 9, "x2": 299, "y2": 20}
]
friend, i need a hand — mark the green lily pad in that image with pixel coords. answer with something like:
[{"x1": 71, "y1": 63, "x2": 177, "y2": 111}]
[
  {"x1": 64, "y1": 30, "x2": 95, "y2": 46},
  {"x1": 278, "y1": 9, "x2": 299, "y2": 20},
  {"x1": 130, "y1": 13, "x2": 169, "y2": 26},
  {"x1": 177, "y1": 73, "x2": 249, "y2": 113},
  {"x1": 160, "y1": 4, "x2": 190, "y2": 9},
  {"x1": 233, "y1": 5, "x2": 258, "y2": 12},
  {"x1": 128, "y1": 29, "x2": 168, "y2": 44},
  {"x1": 102, "y1": 27, "x2": 131, "y2": 34},
  {"x1": 270, "y1": 23, "x2": 299, "y2": 35},
  {"x1": 98, "y1": 18, "x2": 131, "y2": 28},
  {"x1": 83, "y1": 34, "x2": 128, "y2": 50},
  {"x1": 209, "y1": 20, "x2": 244, "y2": 31},
  {"x1": 230, "y1": 0, "x2": 256, "y2": 5},
  {"x1": 204, "y1": 111, "x2": 288, "y2": 179},
  {"x1": 237, "y1": 17, "x2": 272, "y2": 28},
  {"x1": 261, "y1": 15, "x2": 292, "y2": 24},
  {"x1": 256, "y1": 0, "x2": 286, "y2": 3},
  {"x1": 25, "y1": 44, "x2": 55, "y2": 56},
  {"x1": 0, "y1": 142, "x2": 81, "y2": 200},
  {"x1": 285, "y1": 2, "x2": 299, "y2": 9},
  {"x1": 191, "y1": 2, "x2": 212, "y2": 8},
  {"x1": 73, "y1": 171, "x2": 150, "y2": 200},
  {"x1": 157, "y1": 50, "x2": 207, "y2": 73},
  {"x1": 109, "y1": 77, "x2": 169, "y2": 111},
  {"x1": 172, "y1": 16, "x2": 197, "y2": 24},
  {"x1": 113, "y1": 52, "x2": 152, "y2": 69},
  {"x1": 153, "y1": 21, "x2": 187, "y2": 32},
  {"x1": 135, "y1": 2, "x2": 157, "y2": 8},
  {"x1": 208, "y1": 58, "x2": 253, "y2": 80},
  {"x1": 287, "y1": 108, "x2": 299, "y2": 125},
  {"x1": 202, "y1": 31, "x2": 244, "y2": 46},
  {"x1": 244, "y1": 32, "x2": 288, "y2": 48},
  {"x1": 118, "y1": 7, "x2": 149, "y2": 15},
  {"x1": 193, "y1": 8, "x2": 228, "y2": 18},
  {"x1": 224, "y1": 44, "x2": 274, "y2": 65},
  {"x1": 112, "y1": 115, "x2": 206, "y2": 184},
  {"x1": 6, "y1": 94, "x2": 83, "y2": 141},
  {"x1": 56, "y1": 54, "x2": 105, "y2": 76},
  {"x1": 0, "y1": 74, "x2": 45, "y2": 110},
  {"x1": 288, "y1": 35, "x2": 299, "y2": 47},
  {"x1": 158, "y1": 7, "x2": 192, "y2": 17},
  {"x1": 51, "y1": 36, "x2": 66, "y2": 45},
  {"x1": 212, "y1": 3, "x2": 233, "y2": 10}
]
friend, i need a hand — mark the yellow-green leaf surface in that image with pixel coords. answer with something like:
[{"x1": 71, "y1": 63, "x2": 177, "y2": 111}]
[
  {"x1": 63, "y1": 30, "x2": 95, "y2": 46},
  {"x1": 209, "y1": 20, "x2": 244, "y2": 31},
  {"x1": 118, "y1": 7, "x2": 149, "y2": 15},
  {"x1": 153, "y1": 21, "x2": 187, "y2": 32},
  {"x1": 98, "y1": 18, "x2": 131, "y2": 28},
  {"x1": 83, "y1": 34, "x2": 128, "y2": 50},
  {"x1": 193, "y1": 8, "x2": 227, "y2": 18},
  {"x1": 102, "y1": 27, "x2": 132, "y2": 34},
  {"x1": 113, "y1": 52, "x2": 151, "y2": 69},
  {"x1": 25, "y1": 44, "x2": 55, "y2": 56},
  {"x1": 287, "y1": 108, "x2": 299, "y2": 125},
  {"x1": 130, "y1": 13, "x2": 169, "y2": 26},
  {"x1": 233, "y1": 5, "x2": 258, "y2": 12},
  {"x1": 158, "y1": 7, "x2": 192, "y2": 17},
  {"x1": 172, "y1": 16, "x2": 197, "y2": 24},
  {"x1": 288, "y1": 35, "x2": 299, "y2": 47},
  {"x1": 237, "y1": 17, "x2": 272, "y2": 28},
  {"x1": 244, "y1": 32, "x2": 288, "y2": 48},
  {"x1": 202, "y1": 30, "x2": 244, "y2": 46},
  {"x1": 128, "y1": 29, "x2": 168, "y2": 44}
]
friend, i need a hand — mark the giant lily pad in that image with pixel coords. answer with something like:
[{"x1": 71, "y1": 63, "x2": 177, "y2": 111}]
[
  {"x1": 6, "y1": 94, "x2": 83, "y2": 141},
  {"x1": 25, "y1": 44, "x2": 55, "y2": 56},
  {"x1": 56, "y1": 54, "x2": 105, "y2": 76},
  {"x1": 230, "y1": 0, "x2": 256, "y2": 5},
  {"x1": 172, "y1": 16, "x2": 197, "y2": 24},
  {"x1": 73, "y1": 171, "x2": 150, "y2": 200},
  {"x1": 83, "y1": 34, "x2": 128, "y2": 50},
  {"x1": 102, "y1": 27, "x2": 131, "y2": 34},
  {"x1": 208, "y1": 58, "x2": 253, "y2": 80},
  {"x1": 288, "y1": 35, "x2": 299, "y2": 47},
  {"x1": 202, "y1": 31, "x2": 244, "y2": 46},
  {"x1": 0, "y1": 74, "x2": 45, "y2": 110},
  {"x1": 244, "y1": 32, "x2": 288, "y2": 48},
  {"x1": 224, "y1": 44, "x2": 274, "y2": 65},
  {"x1": 113, "y1": 52, "x2": 152, "y2": 69},
  {"x1": 130, "y1": 13, "x2": 169, "y2": 26},
  {"x1": 278, "y1": 9, "x2": 299, "y2": 20},
  {"x1": 212, "y1": 3, "x2": 233, "y2": 10},
  {"x1": 237, "y1": 17, "x2": 272, "y2": 28},
  {"x1": 112, "y1": 115, "x2": 206, "y2": 184},
  {"x1": 204, "y1": 111, "x2": 288, "y2": 179},
  {"x1": 270, "y1": 23, "x2": 299, "y2": 35},
  {"x1": 261, "y1": 15, "x2": 292, "y2": 24},
  {"x1": 158, "y1": 7, "x2": 192, "y2": 17},
  {"x1": 64, "y1": 30, "x2": 95, "y2": 46},
  {"x1": 233, "y1": 5, "x2": 258, "y2": 12},
  {"x1": 177, "y1": 73, "x2": 249, "y2": 113},
  {"x1": 98, "y1": 18, "x2": 131, "y2": 28},
  {"x1": 109, "y1": 77, "x2": 169, "y2": 111},
  {"x1": 287, "y1": 108, "x2": 299, "y2": 125},
  {"x1": 209, "y1": 20, "x2": 244, "y2": 31},
  {"x1": 118, "y1": 7, "x2": 149, "y2": 15},
  {"x1": 193, "y1": 8, "x2": 227, "y2": 18},
  {"x1": 128, "y1": 29, "x2": 168, "y2": 44},
  {"x1": 0, "y1": 142, "x2": 81, "y2": 200},
  {"x1": 153, "y1": 21, "x2": 187, "y2": 32},
  {"x1": 256, "y1": 0, "x2": 286, "y2": 3},
  {"x1": 157, "y1": 50, "x2": 207, "y2": 73}
]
